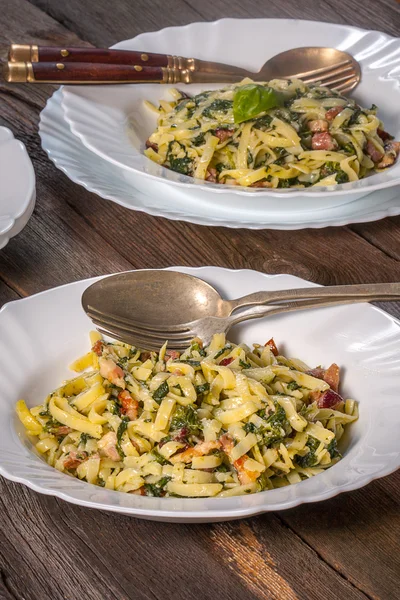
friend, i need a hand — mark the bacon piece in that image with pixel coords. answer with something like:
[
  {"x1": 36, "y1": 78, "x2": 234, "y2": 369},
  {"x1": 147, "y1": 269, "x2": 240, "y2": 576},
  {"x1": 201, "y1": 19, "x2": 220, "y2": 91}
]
[
  {"x1": 145, "y1": 139, "x2": 158, "y2": 152},
  {"x1": 55, "y1": 426, "x2": 73, "y2": 437},
  {"x1": 214, "y1": 128, "x2": 235, "y2": 142},
  {"x1": 308, "y1": 119, "x2": 328, "y2": 133},
  {"x1": 220, "y1": 435, "x2": 258, "y2": 485},
  {"x1": 170, "y1": 440, "x2": 222, "y2": 464},
  {"x1": 63, "y1": 451, "x2": 88, "y2": 470},
  {"x1": 206, "y1": 168, "x2": 217, "y2": 183},
  {"x1": 130, "y1": 487, "x2": 147, "y2": 495},
  {"x1": 366, "y1": 140, "x2": 384, "y2": 164},
  {"x1": 250, "y1": 180, "x2": 273, "y2": 188},
  {"x1": 377, "y1": 128, "x2": 394, "y2": 142},
  {"x1": 317, "y1": 389, "x2": 344, "y2": 409},
  {"x1": 220, "y1": 357, "x2": 234, "y2": 367},
  {"x1": 118, "y1": 390, "x2": 139, "y2": 421},
  {"x1": 307, "y1": 363, "x2": 340, "y2": 392},
  {"x1": 99, "y1": 357, "x2": 125, "y2": 389},
  {"x1": 323, "y1": 363, "x2": 340, "y2": 392},
  {"x1": 311, "y1": 132, "x2": 338, "y2": 151},
  {"x1": 377, "y1": 141, "x2": 400, "y2": 169},
  {"x1": 97, "y1": 431, "x2": 120, "y2": 462},
  {"x1": 140, "y1": 351, "x2": 152, "y2": 362},
  {"x1": 92, "y1": 340, "x2": 103, "y2": 356},
  {"x1": 164, "y1": 349, "x2": 180, "y2": 361},
  {"x1": 325, "y1": 107, "x2": 342, "y2": 121},
  {"x1": 265, "y1": 338, "x2": 279, "y2": 356}
]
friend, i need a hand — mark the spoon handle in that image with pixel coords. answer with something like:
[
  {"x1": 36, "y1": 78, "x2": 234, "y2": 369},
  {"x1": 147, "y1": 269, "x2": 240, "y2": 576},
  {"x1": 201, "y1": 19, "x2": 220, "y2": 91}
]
[
  {"x1": 226, "y1": 282, "x2": 400, "y2": 313},
  {"x1": 223, "y1": 291, "x2": 400, "y2": 332}
]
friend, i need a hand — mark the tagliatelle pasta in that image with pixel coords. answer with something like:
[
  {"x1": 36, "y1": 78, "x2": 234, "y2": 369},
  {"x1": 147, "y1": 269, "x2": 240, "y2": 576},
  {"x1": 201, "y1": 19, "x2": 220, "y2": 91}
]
[
  {"x1": 16, "y1": 332, "x2": 358, "y2": 498},
  {"x1": 144, "y1": 78, "x2": 399, "y2": 189}
]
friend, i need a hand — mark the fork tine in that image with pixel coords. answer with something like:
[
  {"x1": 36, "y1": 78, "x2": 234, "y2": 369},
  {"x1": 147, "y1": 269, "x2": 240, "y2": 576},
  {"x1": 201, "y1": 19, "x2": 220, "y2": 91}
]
[
  {"x1": 86, "y1": 306, "x2": 191, "y2": 334},
  {"x1": 291, "y1": 58, "x2": 352, "y2": 81},
  {"x1": 333, "y1": 78, "x2": 359, "y2": 93},
  {"x1": 305, "y1": 72, "x2": 358, "y2": 89},
  {"x1": 302, "y1": 65, "x2": 354, "y2": 85},
  {"x1": 96, "y1": 325, "x2": 194, "y2": 351},
  {"x1": 89, "y1": 313, "x2": 196, "y2": 342}
]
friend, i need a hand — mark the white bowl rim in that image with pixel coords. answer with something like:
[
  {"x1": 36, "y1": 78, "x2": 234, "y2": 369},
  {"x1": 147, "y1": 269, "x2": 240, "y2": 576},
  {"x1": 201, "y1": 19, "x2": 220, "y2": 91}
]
[
  {"x1": 1, "y1": 266, "x2": 399, "y2": 520},
  {"x1": 61, "y1": 18, "x2": 400, "y2": 199}
]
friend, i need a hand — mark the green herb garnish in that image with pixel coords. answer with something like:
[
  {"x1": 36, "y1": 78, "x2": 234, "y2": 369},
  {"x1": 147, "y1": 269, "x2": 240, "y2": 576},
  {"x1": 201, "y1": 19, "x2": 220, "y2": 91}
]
[{"x1": 233, "y1": 84, "x2": 284, "y2": 124}]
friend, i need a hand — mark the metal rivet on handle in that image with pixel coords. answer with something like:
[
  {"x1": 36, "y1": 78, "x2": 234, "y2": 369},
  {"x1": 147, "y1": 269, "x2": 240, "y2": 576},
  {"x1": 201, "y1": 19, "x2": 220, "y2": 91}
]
[{"x1": 134, "y1": 65, "x2": 143, "y2": 71}]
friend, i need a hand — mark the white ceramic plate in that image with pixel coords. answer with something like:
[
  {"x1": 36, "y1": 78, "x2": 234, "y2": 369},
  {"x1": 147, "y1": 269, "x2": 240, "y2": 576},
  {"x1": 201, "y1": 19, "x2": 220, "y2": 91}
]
[
  {"x1": 1, "y1": 267, "x2": 399, "y2": 522},
  {"x1": 39, "y1": 90, "x2": 400, "y2": 229},
  {"x1": 0, "y1": 127, "x2": 36, "y2": 250},
  {"x1": 62, "y1": 19, "x2": 400, "y2": 210}
]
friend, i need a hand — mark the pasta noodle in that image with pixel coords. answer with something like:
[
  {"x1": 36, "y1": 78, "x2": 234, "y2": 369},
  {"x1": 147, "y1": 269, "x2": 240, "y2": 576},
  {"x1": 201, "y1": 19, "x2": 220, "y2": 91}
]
[
  {"x1": 144, "y1": 78, "x2": 399, "y2": 189},
  {"x1": 16, "y1": 333, "x2": 358, "y2": 498}
]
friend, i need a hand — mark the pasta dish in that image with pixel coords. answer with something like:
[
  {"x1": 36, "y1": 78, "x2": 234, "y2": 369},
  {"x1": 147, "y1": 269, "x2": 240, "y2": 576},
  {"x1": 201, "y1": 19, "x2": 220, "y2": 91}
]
[
  {"x1": 144, "y1": 78, "x2": 399, "y2": 189},
  {"x1": 17, "y1": 332, "x2": 358, "y2": 498}
]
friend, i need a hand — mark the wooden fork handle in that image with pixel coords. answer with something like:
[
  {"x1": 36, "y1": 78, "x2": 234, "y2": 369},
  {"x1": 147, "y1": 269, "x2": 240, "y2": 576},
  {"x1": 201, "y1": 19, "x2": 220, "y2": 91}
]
[
  {"x1": 6, "y1": 61, "x2": 167, "y2": 83},
  {"x1": 9, "y1": 44, "x2": 169, "y2": 67}
]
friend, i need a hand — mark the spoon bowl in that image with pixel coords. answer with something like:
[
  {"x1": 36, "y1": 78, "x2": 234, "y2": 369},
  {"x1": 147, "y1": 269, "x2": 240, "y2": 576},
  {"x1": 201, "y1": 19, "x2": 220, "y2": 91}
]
[{"x1": 82, "y1": 270, "x2": 229, "y2": 327}]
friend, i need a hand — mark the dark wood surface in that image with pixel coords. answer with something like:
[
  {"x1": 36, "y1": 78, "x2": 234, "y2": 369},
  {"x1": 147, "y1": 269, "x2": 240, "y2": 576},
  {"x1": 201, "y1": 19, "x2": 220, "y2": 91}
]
[{"x1": 1, "y1": 1, "x2": 400, "y2": 599}]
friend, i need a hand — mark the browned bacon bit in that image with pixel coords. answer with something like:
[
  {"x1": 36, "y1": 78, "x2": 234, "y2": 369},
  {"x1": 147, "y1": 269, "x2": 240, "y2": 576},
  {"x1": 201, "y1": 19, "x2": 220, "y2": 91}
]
[
  {"x1": 307, "y1": 367, "x2": 325, "y2": 380},
  {"x1": 366, "y1": 140, "x2": 384, "y2": 164},
  {"x1": 325, "y1": 106, "x2": 342, "y2": 121},
  {"x1": 92, "y1": 340, "x2": 103, "y2": 356},
  {"x1": 145, "y1": 139, "x2": 158, "y2": 152},
  {"x1": 140, "y1": 351, "x2": 152, "y2": 362},
  {"x1": 307, "y1": 363, "x2": 340, "y2": 392},
  {"x1": 311, "y1": 132, "x2": 338, "y2": 151},
  {"x1": 64, "y1": 451, "x2": 88, "y2": 470},
  {"x1": 324, "y1": 363, "x2": 340, "y2": 392},
  {"x1": 206, "y1": 168, "x2": 217, "y2": 183},
  {"x1": 377, "y1": 128, "x2": 394, "y2": 142},
  {"x1": 317, "y1": 389, "x2": 344, "y2": 409},
  {"x1": 250, "y1": 180, "x2": 273, "y2": 188},
  {"x1": 377, "y1": 141, "x2": 400, "y2": 169},
  {"x1": 171, "y1": 427, "x2": 189, "y2": 443},
  {"x1": 308, "y1": 119, "x2": 328, "y2": 133},
  {"x1": 265, "y1": 338, "x2": 279, "y2": 356},
  {"x1": 55, "y1": 426, "x2": 73, "y2": 437},
  {"x1": 130, "y1": 487, "x2": 147, "y2": 495},
  {"x1": 164, "y1": 349, "x2": 180, "y2": 361},
  {"x1": 220, "y1": 357, "x2": 234, "y2": 367},
  {"x1": 118, "y1": 390, "x2": 139, "y2": 421},
  {"x1": 214, "y1": 128, "x2": 235, "y2": 142}
]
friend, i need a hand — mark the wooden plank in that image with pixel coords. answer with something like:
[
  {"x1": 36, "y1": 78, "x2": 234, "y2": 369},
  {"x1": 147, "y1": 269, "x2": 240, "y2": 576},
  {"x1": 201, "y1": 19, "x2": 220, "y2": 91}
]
[
  {"x1": 279, "y1": 471, "x2": 400, "y2": 600},
  {"x1": 351, "y1": 218, "x2": 400, "y2": 261},
  {"x1": 0, "y1": 281, "x2": 20, "y2": 307},
  {"x1": 0, "y1": 476, "x2": 372, "y2": 600},
  {"x1": 28, "y1": 0, "x2": 400, "y2": 42}
]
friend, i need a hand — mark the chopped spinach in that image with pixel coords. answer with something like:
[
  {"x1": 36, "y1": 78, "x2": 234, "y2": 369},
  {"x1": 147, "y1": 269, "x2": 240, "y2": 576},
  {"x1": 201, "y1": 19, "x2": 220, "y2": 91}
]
[
  {"x1": 214, "y1": 344, "x2": 232, "y2": 360},
  {"x1": 287, "y1": 381, "x2": 301, "y2": 391},
  {"x1": 170, "y1": 405, "x2": 202, "y2": 435},
  {"x1": 192, "y1": 132, "x2": 206, "y2": 146},
  {"x1": 153, "y1": 380, "x2": 169, "y2": 403},
  {"x1": 195, "y1": 382, "x2": 210, "y2": 395},
  {"x1": 202, "y1": 99, "x2": 233, "y2": 119},
  {"x1": 295, "y1": 437, "x2": 320, "y2": 468},
  {"x1": 327, "y1": 438, "x2": 341, "y2": 460},
  {"x1": 166, "y1": 141, "x2": 193, "y2": 176},
  {"x1": 151, "y1": 448, "x2": 170, "y2": 465},
  {"x1": 116, "y1": 417, "x2": 129, "y2": 458},
  {"x1": 239, "y1": 359, "x2": 251, "y2": 369},
  {"x1": 80, "y1": 433, "x2": 93, "y2": 445},
  {"x1": 243, "y1": 422, "x2": 258, "y2": 434},
  {"x1": 144, "y1": 476, "x2": 171, "y2": 497}
]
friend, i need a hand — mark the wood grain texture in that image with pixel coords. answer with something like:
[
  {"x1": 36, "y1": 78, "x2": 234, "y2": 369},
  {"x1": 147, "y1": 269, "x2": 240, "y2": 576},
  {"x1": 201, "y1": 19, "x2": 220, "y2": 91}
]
[{"x1": 0, "y1": 0, "x2": 399, "y2": 599}]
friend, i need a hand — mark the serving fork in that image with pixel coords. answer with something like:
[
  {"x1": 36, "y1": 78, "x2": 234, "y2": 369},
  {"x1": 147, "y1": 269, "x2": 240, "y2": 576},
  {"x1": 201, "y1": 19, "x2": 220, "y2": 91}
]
[
  {"x1": 6, "y1": 44, "x2": 360, "y2": 92},
  {"x1": 84, "y1": 282, "x2": 400, "y2": 350}
]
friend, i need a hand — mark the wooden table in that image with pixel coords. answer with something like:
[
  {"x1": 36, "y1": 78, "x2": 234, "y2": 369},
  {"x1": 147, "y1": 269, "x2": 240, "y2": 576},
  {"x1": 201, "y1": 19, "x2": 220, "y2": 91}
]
[{"x1": 1, "y1": 1, "x2": 400, "y2": 599}]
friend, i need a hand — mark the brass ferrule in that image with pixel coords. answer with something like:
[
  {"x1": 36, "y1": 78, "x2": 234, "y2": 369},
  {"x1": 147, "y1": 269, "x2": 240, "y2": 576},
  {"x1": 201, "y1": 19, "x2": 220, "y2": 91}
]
[
  {"x1": 9, "y1": 44, "x2": 38, "y2": 63},
  {"x1": 5, "y1": 61, "x2": 35, "y2": 83}
]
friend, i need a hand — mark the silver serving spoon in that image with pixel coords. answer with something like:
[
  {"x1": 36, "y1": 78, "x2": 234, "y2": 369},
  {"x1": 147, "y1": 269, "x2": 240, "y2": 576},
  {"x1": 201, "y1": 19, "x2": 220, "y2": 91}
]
[{"x1": 82, "y1": 270, "x2": 400, "y2": 333}]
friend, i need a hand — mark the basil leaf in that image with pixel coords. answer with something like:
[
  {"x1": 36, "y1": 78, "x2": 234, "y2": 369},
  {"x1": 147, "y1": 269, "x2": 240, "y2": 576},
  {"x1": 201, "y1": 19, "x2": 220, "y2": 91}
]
[{"x1": 233, "y1": 84, "x2": 284, "y2": 124}]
